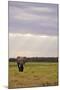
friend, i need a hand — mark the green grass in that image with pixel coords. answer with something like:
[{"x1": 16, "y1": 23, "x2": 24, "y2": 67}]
[{"x1": 8, "y1": 62, "x2": 58, "y2": 88}]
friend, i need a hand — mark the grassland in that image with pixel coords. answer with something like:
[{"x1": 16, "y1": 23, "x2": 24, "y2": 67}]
[{"x1": 8, "y1": 62, "x2": 58, "y2": 88}]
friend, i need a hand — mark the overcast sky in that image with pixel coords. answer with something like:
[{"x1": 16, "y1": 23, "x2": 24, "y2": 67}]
[{"x1": 8, "y1": 1, "x2": 58, "y2": 58}]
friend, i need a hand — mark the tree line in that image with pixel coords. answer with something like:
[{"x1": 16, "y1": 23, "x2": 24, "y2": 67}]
[{"x1": 9, "y1": 57, "x2": 58, "y2": 62}]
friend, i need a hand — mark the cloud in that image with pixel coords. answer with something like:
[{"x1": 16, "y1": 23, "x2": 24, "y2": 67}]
[
  {"x1": 8, "y1": 2, "x2": 58, "y2": 36},
  {"x1": 9, "y1": 33, "x2": 49, "y2": 37},
  {"x1": 8, "y1": 2, "x2": 58, "y2": 58},
  {"x1": 9, "y1": 5, "x2": 57, "y2": 21},
  {"x1": 9, "y1": 33, "x2": 58, "y2": 58},
  {"x1": 29, "y1": 7, "x2": 52, "y2": 13},
  {"x1": 9, "y1": 6, "x2": 51, "y2": 22}
]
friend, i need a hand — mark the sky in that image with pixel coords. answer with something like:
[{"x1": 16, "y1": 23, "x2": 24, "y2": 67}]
[{"x1": 8, "y1": 1, "x2": 58, "y2": 58}]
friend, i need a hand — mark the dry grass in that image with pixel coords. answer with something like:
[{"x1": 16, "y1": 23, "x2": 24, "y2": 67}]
[{"x1": 8, "y1": 62, "x2": 58, "y2": 88}]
